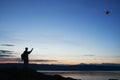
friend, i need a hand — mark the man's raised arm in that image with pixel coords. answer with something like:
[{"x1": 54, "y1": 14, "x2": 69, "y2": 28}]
[{"x1": 29, "y1": 48, "x2": 33, "y2": 54}]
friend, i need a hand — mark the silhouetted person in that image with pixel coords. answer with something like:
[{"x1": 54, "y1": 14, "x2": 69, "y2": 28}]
[{"x1": 21, "y1": 47, "x2": 33, "y2": 69}]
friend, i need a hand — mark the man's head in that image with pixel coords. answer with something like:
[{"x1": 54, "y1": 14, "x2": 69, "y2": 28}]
[{"x1": 25, "y1": 47, "x2": 28, "y2": 51}]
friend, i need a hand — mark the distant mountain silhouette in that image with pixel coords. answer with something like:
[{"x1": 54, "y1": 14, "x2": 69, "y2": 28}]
[{"x1": 0, "y1": 63, "x2": 120, "y2": 71}]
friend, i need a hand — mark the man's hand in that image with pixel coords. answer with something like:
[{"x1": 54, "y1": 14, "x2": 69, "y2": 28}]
[{"x1": 31, "y1": 48, "x2": 33, "y2": 51}]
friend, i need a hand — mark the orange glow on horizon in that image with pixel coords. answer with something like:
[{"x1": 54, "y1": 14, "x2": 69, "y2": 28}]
[{"x1": 0, "y1": 59, "x2": 120, "y2": 65}]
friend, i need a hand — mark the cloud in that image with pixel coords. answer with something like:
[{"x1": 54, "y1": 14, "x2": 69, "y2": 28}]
[
  {"x1": 0, "y1": 54, "x2": 13, "y2": 57},
  {"x1": 84, "y1": 54, "x2": 95, "y2": 56},
  {"x1": 0, "y1": 30, "x2": 24, "y2": 42},
  {"x1": 0, "y1": 58, "x2": 57, "y2": 63},
  {"x1": 0, "y1": 58, "x2": 20, "y2": 62},
  {"x1": 0, "y1": 50, "x2": 13, "y2": 54},
  {"x1": 30, "y1": 59, "x2": 57, "y2": 62},
  {"x1": 0, "y1": 44, "x2": 15, "y2": 46},
  {"x1": 0, "y1": 50, "x2": 14, "y2": 58}
]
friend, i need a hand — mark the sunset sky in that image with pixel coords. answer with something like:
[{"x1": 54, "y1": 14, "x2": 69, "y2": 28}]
[{"x1": 0, "y1": 0, "x2": 120, "y2": 64}]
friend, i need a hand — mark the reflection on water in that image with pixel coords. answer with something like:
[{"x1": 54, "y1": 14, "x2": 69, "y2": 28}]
[{"x1": 38, "y1": 71, "x2": 120, "y2": 80}]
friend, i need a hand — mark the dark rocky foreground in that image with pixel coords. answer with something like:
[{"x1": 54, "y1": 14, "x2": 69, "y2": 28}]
[{"x1": 0, "y1": 68, "x2": 77, "y2": 80}]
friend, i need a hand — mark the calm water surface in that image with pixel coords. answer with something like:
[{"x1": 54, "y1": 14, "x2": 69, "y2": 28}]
[{"x1": 38, "y1": 70, "x2": 120, "y2": 80}]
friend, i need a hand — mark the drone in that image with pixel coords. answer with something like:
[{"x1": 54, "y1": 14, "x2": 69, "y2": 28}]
[{"x1": 105, "y1": 11, "x2": 110, "y2": 15}]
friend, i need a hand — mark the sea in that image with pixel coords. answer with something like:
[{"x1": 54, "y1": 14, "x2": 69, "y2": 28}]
[{"x1": 37, "y1": 70, "x2": 120, "y2": 80}]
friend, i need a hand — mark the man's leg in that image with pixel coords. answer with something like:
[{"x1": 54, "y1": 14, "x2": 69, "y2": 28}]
[{"x1": 24, "y1": 60, "x2": 28, "y2": 69}]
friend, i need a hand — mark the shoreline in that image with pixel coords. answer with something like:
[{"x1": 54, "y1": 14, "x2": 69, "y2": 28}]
[{"x1": 38, "y1": 70, "x2": 120, "y2": 80}]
